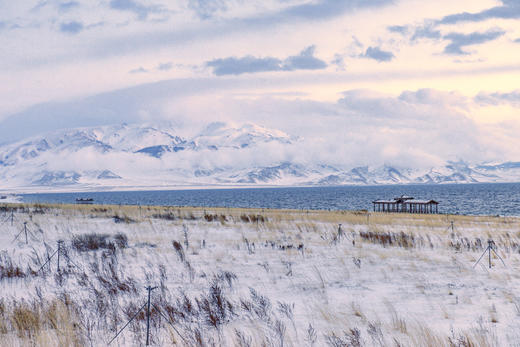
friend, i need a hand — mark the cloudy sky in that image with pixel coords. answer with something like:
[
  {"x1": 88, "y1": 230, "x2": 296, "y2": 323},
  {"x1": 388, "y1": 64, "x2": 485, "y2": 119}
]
[{"x1": 1, "y1": 0, "x2": 520, "y2": 167}]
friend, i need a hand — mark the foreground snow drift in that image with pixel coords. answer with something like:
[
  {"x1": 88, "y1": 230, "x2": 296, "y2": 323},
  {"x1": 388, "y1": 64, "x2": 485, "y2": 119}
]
[{"x1": 0, "y1": 204, "x2": 519, "y2": 346}]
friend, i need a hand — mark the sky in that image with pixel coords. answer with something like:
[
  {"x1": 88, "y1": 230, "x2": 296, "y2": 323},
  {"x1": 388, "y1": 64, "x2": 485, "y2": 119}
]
[{"x1": 1, "y1": 0, "x2": 520, "y2": 168}]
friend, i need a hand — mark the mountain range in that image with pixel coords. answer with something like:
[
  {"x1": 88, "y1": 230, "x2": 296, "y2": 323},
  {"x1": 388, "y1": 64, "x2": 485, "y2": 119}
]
[{"x1": 0, "y1": 122, "x2": 519, "y2": 191}]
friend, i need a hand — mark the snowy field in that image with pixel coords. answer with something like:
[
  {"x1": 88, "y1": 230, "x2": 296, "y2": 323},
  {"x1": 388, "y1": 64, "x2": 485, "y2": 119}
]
[{"x1": 0, "y1": 203, "x2": 520, "y2": 346}]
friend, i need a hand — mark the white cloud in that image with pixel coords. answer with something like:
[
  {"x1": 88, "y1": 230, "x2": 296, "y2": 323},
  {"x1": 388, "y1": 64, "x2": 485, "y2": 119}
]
[
  {"x1": 2, "y1": 86, "x2": 517, "y2": 177},
  {"x1": 475, "y1": 90, "x2": 520, "y2": 107},
  {"x1": 1, "y1": 0, "x2": 520, "y2": 172}
]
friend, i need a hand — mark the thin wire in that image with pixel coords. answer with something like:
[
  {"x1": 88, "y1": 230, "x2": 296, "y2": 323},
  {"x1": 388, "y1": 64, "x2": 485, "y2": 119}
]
[
  {"x1": 12, "y1": 225, "x2": 30, "y2": 242},
  {"x1": 472, "y1": 246, "x2": 489, "y2": 268},
  {"x1": 491, "y1": 247, "x2": 506, "y2": 267},
  {"x1": 60, "y1": 249, "x2": 83, "y2": 271},
  {"x1": 107, "y1": 302, "x2": 147, "y2": 345},
  {"x1": 0, "y1": 211, "x2": 16, "y2": 226},
  {"x1": 38, "y1": 249, "x2": 58, "y2": 272}
]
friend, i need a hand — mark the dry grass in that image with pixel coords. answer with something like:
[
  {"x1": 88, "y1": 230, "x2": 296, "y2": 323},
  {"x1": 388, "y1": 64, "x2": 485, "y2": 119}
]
[
  {"x1": 0, "y1": 202, "x2": 518, "y2": 346},
  {"x1": 2, "y1": 202, "x2": 519, "y2": 234},
  {"x1": 0, "y1": 299, "x2": 84, "y2": 347},
  {"x1": 386, "y1": 302, "x2": 407, "y2": 334},
  {"x1": 407, "y1": 322, "x2": 447, "y2": 347}
]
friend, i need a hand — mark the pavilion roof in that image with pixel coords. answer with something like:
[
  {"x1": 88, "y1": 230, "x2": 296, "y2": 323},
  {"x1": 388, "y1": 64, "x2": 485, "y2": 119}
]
[{"x1": 372, "y1": 199, "x2": 439, "y2": 204}]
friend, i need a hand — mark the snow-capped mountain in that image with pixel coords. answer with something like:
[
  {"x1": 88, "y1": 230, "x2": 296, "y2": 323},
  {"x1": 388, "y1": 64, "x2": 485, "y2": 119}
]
[
  {"x1": 193, "y1": 122, "x2": 293, "y2": 150},
  {"x1": 0, "y1": 124, "x2": 185, "y2": 166},
  {"x1": 0, "y1": 122, "x2": 519, "y2": 191}
]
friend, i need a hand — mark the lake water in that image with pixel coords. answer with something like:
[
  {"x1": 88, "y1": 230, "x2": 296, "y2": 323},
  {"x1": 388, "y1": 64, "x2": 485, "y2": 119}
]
[{"x1": 19, "y1": 183, "x2": 520, "y2": 216}]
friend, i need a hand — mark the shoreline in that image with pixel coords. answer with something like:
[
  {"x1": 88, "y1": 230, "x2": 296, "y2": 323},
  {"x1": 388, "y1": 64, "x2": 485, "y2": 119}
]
[
  {"x1": 1, "y1": 201, "x2": 518, "y2": 222},
  {"x1": 2, "y1": 182, "x2": 519, "y2": 219}
]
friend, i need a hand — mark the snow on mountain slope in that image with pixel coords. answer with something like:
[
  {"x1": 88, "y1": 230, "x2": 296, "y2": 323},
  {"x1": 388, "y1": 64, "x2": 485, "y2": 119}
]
[
  {"x1": 0, "y1": 122, "x2": 519, "y2": 190},
  {"x1": 0, "y1": 124, "x2": 185, "y2": 167},
  {"x1": 222, "y1": 162, "x2": 321, "y2": 184},
  {"x1": 193, "y1": 122, "x2": 293, "y2": 149},
  {"x1": 97, "y1": 123, "x2": 185, "y2": 152},
  {"x1": 132, "y1": 122, "x2": 292, "y2": 158},
  {"x1": 0, "y1": 122, "x2": 302, "y2": 189},
  {"x1": 413, "y1": 161, "x2": 499, "y2": 184},
  {"x1": 474, "y1": 161, "x2": 520, "y2": 182}
]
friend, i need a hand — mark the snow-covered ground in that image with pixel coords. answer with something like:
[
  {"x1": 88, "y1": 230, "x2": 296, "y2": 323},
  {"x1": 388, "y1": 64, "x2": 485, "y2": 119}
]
[
  {"x1": 0, "y1": 194, "x2": 22, "y2": 203},
  {"x1": 0, "y1": 204, "x2": 519, "y2": 346}
]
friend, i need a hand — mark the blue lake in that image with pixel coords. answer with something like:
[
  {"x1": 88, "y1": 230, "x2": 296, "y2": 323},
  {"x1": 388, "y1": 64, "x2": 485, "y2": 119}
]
[{"x1": 19, "y1": 183, "x2": 520, "y2": 216}]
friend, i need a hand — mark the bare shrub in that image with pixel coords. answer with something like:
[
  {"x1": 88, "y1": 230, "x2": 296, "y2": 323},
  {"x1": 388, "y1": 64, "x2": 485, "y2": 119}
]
[
  {"x1": 243, "y1": 237, "x2": 255, "y2": 254},
  {"x1": 215, "y1": 271, "x2": 237, "y2": 289},
  {"x1": 186, "y1": 261, "x2": 195, "y2": 283},
  {"x1": 282, "y1": 261, "x2": 293, "y2": 276},
  {"x1": 235, "y1": 329, "x2": 252, "y2": 347},
  {"x1": 358, "y1": 230, "x2": 416, "y2": 248},
  {"x1": 248, "y1": 288, "x2": 271, "y2": 322},
  {"x1": 448, "y1": 333, "x2": 476, "y2": 347},
  {"x1": 113, "y1": 214, "x2": 136, "y2": 224},
  {"x1": 367, "y1": 321, "x2": 384, "y2": 346},
  {"x1": 307, "y1": 323, "x2": 318, "y2": 346},
  {"x1": 325, "y1": 329, "x2": 362, "y2": 347},
  {"x1": 277, "y1": 302, "x2": 294, "y2": 321},
  {"x1": 249, "y1": 214, "x2": 266, "y2": 223},
  {"x1": 72, "y1": 233, "x2": 128, "y2": 252},
  {"x1": 31, "y1": 206, "x2": 46, "y2": 214},
  {"x1": 449, "y1": 237, "x2": 485, "y2": 252},
  {"x1": 204, "y1": 213, "x2": 227, "y2": 222},
  {"x1": 196, "y1": 280, "x2": 235, "y2": 330},
  {"x1": 96, "y1": 256, "x2": 137, "y2": 295},
  {"x1": 273, "y1": 319, "x2": 286, "y2": 347},
  {"x1": 183, "y1": 212, "x2": 197, "y2": 220},
  {"x1": 72, "y1": 233, "x2": 114, "y2": 252},
  {"x1": 325, "y1": 332, "x2": 348, "y2": 347},
  {"x1": 113, "y1": 233, "x2": 128, "y2": 249},
  {"x1": 352, "y1": 257, "x2": 361, "y2": 269},
  {"x1": 192, "y1": 327, "x2": 205, "y2": 347},
  {"x1": 152, "y1": 212, "x2": 176, "y2": 221},
  {"x1": 179, "y1": 292, "x2": 196, "y2": 320},
  {"x1": 172, "y1": 241, "x2": 186, "y2": 262},
  {"x1": 0, "y1": 256, "x2": 26, "y2": 280},
  {"x1": 204, "y1": 213, "x2": 216, "y2": 222}
]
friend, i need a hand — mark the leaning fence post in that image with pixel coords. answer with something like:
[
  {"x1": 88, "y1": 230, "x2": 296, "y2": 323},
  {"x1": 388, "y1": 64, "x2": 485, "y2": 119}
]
[
  {"x1": 56, "y1": 240, "x2": 68, "y2": 272},
  {"x1": 488, "y1": 240, "x2": 492, "y2": 269},
  {"x1": 146, "y1": 285, "x2": 157, "y2": 345},
  {"x1": 57, "y1": 240, "x2": 61, "y2": 272},
  {"x1": 24, "y1": 222, "x2": 28, "y2": 244},
  {"x1": 473, "y1": 239, "x2": 506, "y2": 269}
]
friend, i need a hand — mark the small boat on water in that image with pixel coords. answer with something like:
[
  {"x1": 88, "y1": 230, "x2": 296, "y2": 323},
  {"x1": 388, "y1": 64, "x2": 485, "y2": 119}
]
[{"x1": 76, "y1": 198, "x2": 94, "y2": 204}]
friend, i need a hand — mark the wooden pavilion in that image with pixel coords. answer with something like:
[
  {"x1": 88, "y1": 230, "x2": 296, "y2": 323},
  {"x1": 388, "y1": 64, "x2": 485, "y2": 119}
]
[{"x1": 372, "y1": 195, "x2": 439, "y2": 214}]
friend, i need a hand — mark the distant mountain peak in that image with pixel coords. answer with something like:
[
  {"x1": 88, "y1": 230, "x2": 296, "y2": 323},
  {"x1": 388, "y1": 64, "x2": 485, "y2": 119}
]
[
  {"x1": 0, "y1": 122, "x2": 519, "y2": 190},
  {"x1": 194, "y1": 122, "x2": 293, "y2": 150}
]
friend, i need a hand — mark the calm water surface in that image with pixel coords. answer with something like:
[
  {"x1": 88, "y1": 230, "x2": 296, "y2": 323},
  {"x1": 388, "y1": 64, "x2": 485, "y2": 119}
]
[{"x1": 20, "y1": 183, "x2": 520, "y2": 216}]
